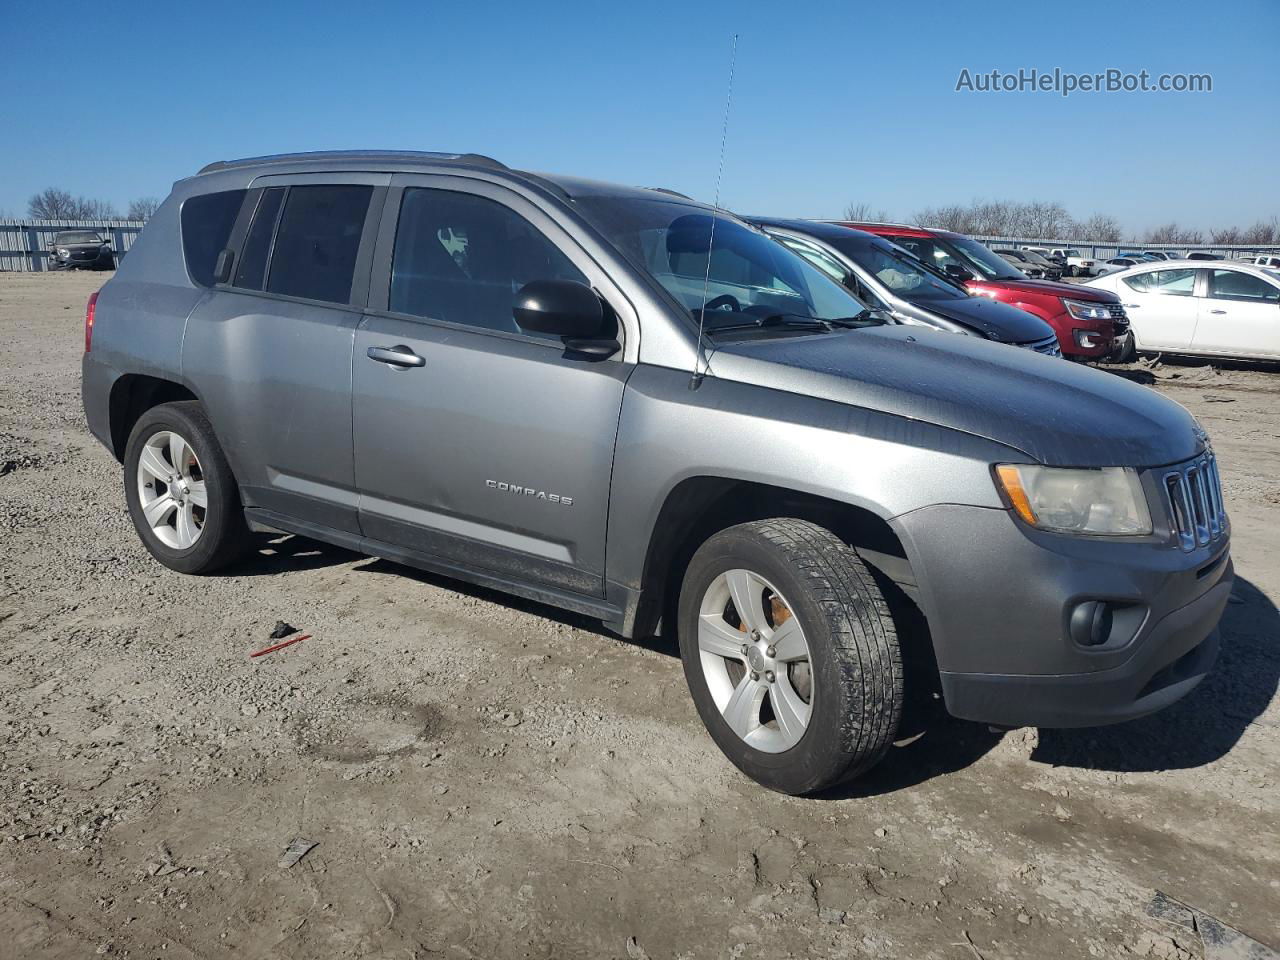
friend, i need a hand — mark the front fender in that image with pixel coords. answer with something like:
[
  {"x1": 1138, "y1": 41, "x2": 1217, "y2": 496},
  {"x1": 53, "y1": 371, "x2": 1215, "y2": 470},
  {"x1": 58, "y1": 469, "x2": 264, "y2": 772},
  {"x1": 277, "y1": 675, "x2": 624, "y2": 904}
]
[{"x1": 605, "y1": 365, "x2": 1017, "y2": 591}]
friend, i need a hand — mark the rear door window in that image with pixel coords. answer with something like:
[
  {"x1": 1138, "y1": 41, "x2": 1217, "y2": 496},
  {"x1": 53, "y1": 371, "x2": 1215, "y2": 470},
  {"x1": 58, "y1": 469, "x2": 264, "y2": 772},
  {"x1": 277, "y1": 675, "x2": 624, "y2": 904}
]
[
  {"x1": 1208, "y1": 269, "x2": 1280, "y2": 303},
  {"x1": 266, "y1": 185, "x2": 372, "y2": 304},
  {"x1": 181, "y1": 189, "x2": 247, "y2": 287}
]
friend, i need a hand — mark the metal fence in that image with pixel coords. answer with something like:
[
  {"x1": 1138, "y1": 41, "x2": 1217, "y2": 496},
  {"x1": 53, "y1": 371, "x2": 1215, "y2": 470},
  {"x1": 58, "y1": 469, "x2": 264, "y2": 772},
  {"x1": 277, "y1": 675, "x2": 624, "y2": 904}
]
[
  {"x1": 0, "y1": 219, "x2": 146, "y2": 272},
  {"x1": 939, "y1": 233, "x2": 1280, "y2": 263}
]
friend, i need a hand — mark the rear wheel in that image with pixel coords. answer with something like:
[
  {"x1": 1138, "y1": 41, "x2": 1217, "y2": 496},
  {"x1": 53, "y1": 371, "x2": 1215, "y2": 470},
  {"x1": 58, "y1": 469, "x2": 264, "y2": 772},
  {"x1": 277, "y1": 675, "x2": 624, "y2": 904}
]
[
  {"x1": 678, "y1": 519, "x2": 903, "y2": 795},
  {"x1": 123, "y1": 401, "x2": 250, "y2": 574}
]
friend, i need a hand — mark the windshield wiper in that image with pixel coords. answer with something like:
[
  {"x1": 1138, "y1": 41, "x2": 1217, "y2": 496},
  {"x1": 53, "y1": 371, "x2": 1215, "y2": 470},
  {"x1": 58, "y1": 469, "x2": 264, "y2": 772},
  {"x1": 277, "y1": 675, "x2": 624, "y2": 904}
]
[
  {"x1": 707, "y1": 313, "x2": 834, "y2": 333},
  {"x1": 824, "y1": 308, "x2": 889, "y2": 327}
]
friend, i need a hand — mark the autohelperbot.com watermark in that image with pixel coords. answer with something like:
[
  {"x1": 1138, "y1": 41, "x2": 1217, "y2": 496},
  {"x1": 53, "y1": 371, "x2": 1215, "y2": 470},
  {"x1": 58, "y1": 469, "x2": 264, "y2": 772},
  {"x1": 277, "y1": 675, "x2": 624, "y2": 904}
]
[{"x1": 955, "y1": 67, "x2": 1212, "y2": 97}]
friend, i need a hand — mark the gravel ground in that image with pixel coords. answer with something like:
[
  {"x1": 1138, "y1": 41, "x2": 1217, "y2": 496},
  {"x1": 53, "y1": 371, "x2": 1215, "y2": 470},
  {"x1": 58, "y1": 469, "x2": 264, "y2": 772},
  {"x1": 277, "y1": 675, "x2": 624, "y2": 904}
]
[{"x1": 1, "y1": 270, "x2": 1277, "y2": 960}]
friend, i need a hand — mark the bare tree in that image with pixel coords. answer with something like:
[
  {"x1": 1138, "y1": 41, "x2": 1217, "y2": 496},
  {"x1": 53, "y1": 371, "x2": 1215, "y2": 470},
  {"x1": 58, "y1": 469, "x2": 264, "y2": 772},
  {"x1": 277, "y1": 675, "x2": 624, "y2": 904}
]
[
  {"x1": 1240, "y1": 218, "x2": 1278, "y2": 245},
  {"x1": 27, "y1": 188, "x2": 118, "y2": 220},
  {"x1": 842, "y1": 201, "x2": 890, "y2": 222},
  {"x1": 28, "y1": 188, "x2": 80, "y2": 219},
  {"x1": 1072, "y1": 213, "x2": 1123, "y2": 242},
  {"x1": 80, "y1": 197, "x2": 118, "y2": 220},
  {"x1": 127, "y1": 197, "x2": 161, "y2": 221}
]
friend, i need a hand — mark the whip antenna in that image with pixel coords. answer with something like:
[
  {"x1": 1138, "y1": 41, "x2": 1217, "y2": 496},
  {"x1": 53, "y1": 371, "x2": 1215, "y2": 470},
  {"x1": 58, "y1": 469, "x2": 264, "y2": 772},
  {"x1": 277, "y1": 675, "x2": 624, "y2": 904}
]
[{"x1": 690, "y1": 32, "x2": 739, "y2": 389}]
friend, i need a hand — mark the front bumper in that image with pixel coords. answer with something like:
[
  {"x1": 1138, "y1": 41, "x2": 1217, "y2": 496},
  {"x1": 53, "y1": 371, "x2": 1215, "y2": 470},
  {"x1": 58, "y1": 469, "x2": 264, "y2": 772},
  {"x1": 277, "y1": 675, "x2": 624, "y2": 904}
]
[{"x1": 892, "y1": 503, "x2": 1232, "y2": 728}]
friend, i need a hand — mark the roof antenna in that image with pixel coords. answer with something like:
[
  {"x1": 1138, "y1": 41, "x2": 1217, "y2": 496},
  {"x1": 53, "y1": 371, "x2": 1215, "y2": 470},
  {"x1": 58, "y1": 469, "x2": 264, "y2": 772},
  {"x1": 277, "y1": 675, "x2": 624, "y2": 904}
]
[{"x1": 690, "y1": 33, "x2": 739, "y2": 391}]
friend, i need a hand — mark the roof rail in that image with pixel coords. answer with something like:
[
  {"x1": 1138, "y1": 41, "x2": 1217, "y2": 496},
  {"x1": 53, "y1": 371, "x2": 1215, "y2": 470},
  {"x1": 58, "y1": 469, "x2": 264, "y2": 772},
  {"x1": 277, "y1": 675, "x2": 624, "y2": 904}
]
[
  {"x1": 647, "y1": 187, "x2": 694, "y2": 200},
  {"x1": 197, "y1": 150, "x2": 507, "y2": 175}
]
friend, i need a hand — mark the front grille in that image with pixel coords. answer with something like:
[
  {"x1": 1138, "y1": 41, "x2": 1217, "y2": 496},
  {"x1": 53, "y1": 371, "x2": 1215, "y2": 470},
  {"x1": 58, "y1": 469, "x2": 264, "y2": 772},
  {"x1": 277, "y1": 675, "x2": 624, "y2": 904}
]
[
  {"x1": 1106, "y1": 303, "x2": 1130, "y2": 333},
  {"x1": 1024, "y1": 335, "x2": 1063, "y2": 358},
  {"x1": 1162, "y1": 453, "x2": 1227, "y2": 551}
]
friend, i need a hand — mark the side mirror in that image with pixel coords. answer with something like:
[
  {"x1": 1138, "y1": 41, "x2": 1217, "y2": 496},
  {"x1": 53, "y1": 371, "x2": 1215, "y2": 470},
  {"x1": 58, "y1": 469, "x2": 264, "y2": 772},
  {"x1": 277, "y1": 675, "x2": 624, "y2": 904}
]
[
  {"x1": 944, "y1": 263, "x2": 974, "y2": 282},
  {"x1": 514, "y1": 281, "x2": 616, "y2": 355}
]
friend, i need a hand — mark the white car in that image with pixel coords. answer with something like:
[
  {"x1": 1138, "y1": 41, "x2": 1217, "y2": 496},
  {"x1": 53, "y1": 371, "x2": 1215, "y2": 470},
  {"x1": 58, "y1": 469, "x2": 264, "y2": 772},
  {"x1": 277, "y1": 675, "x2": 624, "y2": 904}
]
[
  {"x1": 1251, "y1": 254, "x2": 1280, "y2": 270},
  {"x1": 1026, "y1": 247, "x2": 1097, "y2": 278},
  {"x1": 1084, "y1": 260, "x2": 1280, "y2": 361}
]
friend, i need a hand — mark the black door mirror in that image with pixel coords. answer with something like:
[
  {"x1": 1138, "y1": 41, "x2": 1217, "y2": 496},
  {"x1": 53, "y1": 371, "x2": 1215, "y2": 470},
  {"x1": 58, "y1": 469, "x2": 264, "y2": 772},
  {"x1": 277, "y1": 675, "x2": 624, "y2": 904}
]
[
  {"x1": 513, "y1": 279, "x2": 614, "y2": 340},
  {"x1": 944, "y1": 263, "x2": 974, "y2": 282}
]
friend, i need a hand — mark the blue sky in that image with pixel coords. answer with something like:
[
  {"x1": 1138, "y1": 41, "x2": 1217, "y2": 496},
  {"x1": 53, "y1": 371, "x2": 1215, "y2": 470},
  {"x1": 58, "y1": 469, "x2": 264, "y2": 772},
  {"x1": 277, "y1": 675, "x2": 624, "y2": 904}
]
[{"x1": 2, "y1": 0, "x2": 1276, "y2": 233}]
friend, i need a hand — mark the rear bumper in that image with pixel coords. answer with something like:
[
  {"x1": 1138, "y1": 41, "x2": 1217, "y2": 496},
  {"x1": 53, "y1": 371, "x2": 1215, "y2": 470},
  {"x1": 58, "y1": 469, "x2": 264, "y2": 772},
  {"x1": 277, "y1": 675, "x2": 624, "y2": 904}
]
[
  {"x1": 892, "y1": 503, "x2": 1232, "y2": 729},
  {"x1": 81, "y1": 352, "x2": 118, "y2": 456}
]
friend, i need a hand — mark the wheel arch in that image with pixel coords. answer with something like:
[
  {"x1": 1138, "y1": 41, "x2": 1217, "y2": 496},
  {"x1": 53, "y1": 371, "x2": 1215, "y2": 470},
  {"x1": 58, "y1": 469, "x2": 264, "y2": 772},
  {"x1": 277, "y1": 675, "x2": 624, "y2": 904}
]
[
  {"x1": 107, "y1": 374, "x2": 200, "y2": 461},
  {"x1": 628, "y1": 476, "x2": 919, "y2": 641}
]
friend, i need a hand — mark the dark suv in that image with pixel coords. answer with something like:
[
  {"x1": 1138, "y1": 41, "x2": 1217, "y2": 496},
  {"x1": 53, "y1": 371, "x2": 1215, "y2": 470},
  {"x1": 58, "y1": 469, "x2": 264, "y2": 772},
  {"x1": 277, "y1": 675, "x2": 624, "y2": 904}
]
[{"x1": 81, "y1": 151, "x2": 1231, "y2": 795}]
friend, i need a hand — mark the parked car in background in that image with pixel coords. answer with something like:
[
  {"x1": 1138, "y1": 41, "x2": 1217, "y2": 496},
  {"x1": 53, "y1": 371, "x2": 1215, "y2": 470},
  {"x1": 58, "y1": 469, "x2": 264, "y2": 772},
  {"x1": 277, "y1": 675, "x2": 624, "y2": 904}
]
[
  {"x1": 1096, "y1": 257, "x2": 1146, "y2": 275},
  {"x1": 1085, "y1": 260, "x2": 1280, "y2": 361},
  {"x1": 1118, "y1": 252, "x2": 1160, "y2": 263},
  {"x1": 1252, "y1": 254, "x2": 1280, "y2": 270},
  {"x1": 995, "y1": 248, "x2": 1062, "y2": 280},
  {"x1": 81, "y1": 150, "x2": 1232, "y2": 795},
  {"x1": 1143, "y1": 251, "x2": 1174, "y2": 261},
  {"x1": 1186, "y1": 252, "x2": 1223, "y2": 261},
  {"x1": 749, "y1": 219, "x2": 1062, "y2": 356},
  {"x1": 1024, "y1": 246, "x2": 1069, "y2": 273},
  {"x1": 48, "y1": 231, "x2": 115, "y2": 271},
  {"x1": 841, "y1": 222, "x2": 1130, "y2": 360}
]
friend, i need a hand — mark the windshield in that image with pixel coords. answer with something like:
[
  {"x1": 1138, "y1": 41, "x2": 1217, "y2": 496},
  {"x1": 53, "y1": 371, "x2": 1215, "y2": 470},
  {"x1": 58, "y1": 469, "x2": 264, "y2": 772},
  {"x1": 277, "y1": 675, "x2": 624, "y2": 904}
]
[
  {"x1": 56, "y1": 232, "x2": 103, "y2": 244},
  {"x1": 889, "y1": 233, "x2": 1025, "y2": 281},
  {"x1": 574, "y1": 197, "x2": 875, "y2": 332},
  {"x1": 826, "y1": 237, "x2": 965, "y2": 300}
]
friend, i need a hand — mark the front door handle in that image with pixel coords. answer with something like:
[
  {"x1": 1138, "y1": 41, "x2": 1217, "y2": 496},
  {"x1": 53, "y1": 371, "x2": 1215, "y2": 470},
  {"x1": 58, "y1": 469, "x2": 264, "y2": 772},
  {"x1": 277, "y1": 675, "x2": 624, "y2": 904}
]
[
  {"x1": 1207, "y1": 309, "x2": 1227, "y2": 315},
  {"x1": 367, "y1": 345, "x2": 425, "y2": 368}
]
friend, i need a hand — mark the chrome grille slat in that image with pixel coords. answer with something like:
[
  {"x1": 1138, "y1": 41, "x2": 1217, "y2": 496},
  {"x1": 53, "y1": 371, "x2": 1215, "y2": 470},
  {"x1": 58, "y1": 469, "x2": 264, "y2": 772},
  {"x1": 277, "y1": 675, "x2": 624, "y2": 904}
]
[{"x1": 1162, "y1": 453, "x2": 1227, "y2": 552}]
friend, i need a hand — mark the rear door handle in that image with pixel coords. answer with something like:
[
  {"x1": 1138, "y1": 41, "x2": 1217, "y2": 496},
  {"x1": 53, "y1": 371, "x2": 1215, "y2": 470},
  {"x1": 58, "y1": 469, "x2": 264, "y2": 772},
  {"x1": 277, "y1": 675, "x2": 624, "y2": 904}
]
[
  {"x1": 1207, "y1": 309, "x2": 1227, "y2": 315},
  {"x1": 367, "y1": 345, "x2": 425, "y2": 368}
]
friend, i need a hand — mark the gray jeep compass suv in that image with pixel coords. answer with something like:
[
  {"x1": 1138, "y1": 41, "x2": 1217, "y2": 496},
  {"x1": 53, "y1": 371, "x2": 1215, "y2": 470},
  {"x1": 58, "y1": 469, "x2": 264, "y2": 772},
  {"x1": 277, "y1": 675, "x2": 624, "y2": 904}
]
[{"x1": 81, "y1": 151, "x2": 1232, "y2": 795}]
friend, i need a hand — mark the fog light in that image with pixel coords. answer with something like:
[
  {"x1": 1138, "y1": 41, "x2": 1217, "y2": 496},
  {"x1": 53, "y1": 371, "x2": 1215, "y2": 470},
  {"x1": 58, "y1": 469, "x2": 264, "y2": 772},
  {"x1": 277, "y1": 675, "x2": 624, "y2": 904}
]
[
  {"x1": 1069, "y1": 600, "x2": 1113, "y2": 647},
  {"x1": 1074, "y1": 329, "x2": 1101, "y2": 349}
]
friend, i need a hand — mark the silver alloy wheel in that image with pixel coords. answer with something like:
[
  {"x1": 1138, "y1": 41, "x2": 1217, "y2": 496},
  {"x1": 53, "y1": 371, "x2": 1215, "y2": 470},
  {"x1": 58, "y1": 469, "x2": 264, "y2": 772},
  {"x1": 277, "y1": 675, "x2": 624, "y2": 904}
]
[
  {"x1": 697, "y1": 569, "x2": 813, "y2": 753},
  {"x1": 136, "y1": 430, "x2": 207, "y2": 550}
]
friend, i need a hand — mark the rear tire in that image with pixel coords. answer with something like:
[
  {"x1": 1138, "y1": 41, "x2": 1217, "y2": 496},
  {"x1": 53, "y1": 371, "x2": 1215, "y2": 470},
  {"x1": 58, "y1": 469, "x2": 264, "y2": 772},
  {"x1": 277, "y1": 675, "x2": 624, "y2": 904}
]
[
  {"x1": 123, "y1": 401, "x2": 251, "y2": 574},
  {"x1": 678, "y1": 519, "x2": 903, "y2": 795}
]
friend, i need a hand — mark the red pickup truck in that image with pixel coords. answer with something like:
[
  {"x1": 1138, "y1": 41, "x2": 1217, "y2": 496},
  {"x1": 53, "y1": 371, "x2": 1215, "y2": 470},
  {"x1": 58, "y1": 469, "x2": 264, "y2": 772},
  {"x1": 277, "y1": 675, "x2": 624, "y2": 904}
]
[{"x1": 839, "y1": 222, "x2": 1132, "y2": 361}]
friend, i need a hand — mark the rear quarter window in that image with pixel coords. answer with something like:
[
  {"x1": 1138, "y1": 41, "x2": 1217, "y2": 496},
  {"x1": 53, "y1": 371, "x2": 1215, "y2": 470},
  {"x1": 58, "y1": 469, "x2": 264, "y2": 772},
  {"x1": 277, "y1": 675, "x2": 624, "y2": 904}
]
[{"x1": 180, "y1": 190, "x2": 247, "y2": 287}]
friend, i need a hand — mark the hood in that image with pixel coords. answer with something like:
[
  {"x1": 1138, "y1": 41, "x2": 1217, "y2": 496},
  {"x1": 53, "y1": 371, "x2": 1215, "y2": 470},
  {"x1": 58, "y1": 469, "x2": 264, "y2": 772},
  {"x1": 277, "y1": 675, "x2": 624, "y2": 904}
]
[
  {"x1": 969, "y1": 276, "x2": 1119, "y2": 302},
  {"x1": 708, "y1": 325, "x2": 1202, "y2": 468},
  {"x1": 911, "y1": 295, "x2": 1053, "y2": 344}
]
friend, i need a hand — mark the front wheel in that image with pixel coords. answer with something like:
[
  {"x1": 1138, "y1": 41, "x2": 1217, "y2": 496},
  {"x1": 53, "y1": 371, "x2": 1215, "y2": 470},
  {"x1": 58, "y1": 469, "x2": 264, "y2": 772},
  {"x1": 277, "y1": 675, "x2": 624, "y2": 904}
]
[
  {"x1": 123, "y1": 401, "x2": 251, "y2": 574},
  {"x1": 678, "y1": 519, "x2": 903, "y2": 795}
]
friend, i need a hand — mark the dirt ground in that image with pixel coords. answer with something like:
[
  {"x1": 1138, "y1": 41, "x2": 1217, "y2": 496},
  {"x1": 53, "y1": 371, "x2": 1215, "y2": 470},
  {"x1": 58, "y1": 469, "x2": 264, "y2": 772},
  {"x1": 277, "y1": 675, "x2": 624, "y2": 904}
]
[{"x1": 1, "y1": 270, "x2": 1277, "y2": 960}]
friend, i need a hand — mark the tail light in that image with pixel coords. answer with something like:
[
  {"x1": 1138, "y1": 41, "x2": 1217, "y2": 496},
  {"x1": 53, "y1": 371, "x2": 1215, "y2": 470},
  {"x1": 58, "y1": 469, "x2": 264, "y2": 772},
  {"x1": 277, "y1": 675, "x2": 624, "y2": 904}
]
[{"x1": 84, "y1": 291, "x2": 99, "y2": 352}]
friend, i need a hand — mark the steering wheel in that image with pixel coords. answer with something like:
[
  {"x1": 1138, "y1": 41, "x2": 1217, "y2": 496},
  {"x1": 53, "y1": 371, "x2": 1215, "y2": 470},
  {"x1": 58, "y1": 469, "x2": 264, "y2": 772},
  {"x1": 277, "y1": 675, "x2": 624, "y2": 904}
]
[{"x1": 703, "y1": 294, "x2": 742, "y2": 313}]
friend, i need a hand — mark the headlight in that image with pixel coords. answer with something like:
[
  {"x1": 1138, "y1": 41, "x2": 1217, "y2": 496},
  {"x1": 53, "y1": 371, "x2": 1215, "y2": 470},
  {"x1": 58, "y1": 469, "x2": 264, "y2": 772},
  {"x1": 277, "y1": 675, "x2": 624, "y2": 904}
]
[
  {"x1": 57, "y1": 247, "x2": 70, "y2": 257},
  {"x1": 994, "y1": 464, "x2": 1152, "y2": 536},
  {"x1": 1062, "y1": 298, "x2": 1111, "y2": 322}
]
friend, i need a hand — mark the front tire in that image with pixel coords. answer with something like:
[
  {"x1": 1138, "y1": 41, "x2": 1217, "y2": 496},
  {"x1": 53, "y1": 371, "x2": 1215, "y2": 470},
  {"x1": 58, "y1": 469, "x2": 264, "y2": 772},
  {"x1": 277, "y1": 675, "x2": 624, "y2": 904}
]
[
  {"x1": 123, "y1": 401, "x2": 250, "y2": 574},
  {"x1": 678, "y1": 519, "x2": 903, "y2": 795}
]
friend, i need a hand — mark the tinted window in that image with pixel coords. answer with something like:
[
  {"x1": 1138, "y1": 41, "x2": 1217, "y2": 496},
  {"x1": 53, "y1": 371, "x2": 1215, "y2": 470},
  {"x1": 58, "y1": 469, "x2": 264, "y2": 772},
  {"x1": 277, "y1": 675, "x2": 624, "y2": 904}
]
[
  {"x1": 1124, "y1": 269, "x2": 1196, "y2": 296},
  {"x1": 266, "y1": 185, "x2": 372, "y2": 304},
  {"x1": 390, "y1": 188, "x2": 588, "y2": 338},
  {"x1": 1208, "y1": 269, "x2": 1280, "y2": 303},
  {"x1": 234, "y1": 187, "x2": 285, "y2": 290},
  {"x1": 181, "y1": 190, "x2": 246, "y2": 287}
]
